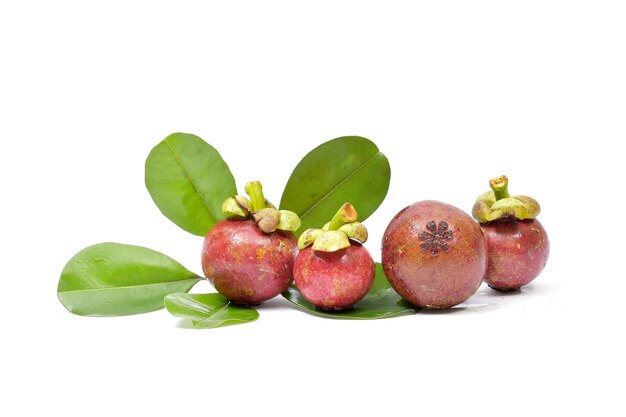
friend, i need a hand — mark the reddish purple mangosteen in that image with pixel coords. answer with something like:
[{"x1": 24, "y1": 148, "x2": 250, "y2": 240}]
[
  {"x1": 294, "y1": 203, "x2": 375, "y2": 311},
  {"x1": 381, "y1": 200, "x2": 487, "y2": 309},
  {"x1": 472, "y1": 175, "x2": 549, "y2": 291},
  {"x1": 202, "y1": 181, "x2": 301, "y2": 305}
]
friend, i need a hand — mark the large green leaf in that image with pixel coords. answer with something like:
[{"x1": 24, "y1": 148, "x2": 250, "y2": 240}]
[
  {"x1": 164, "y1": 293, "x2": 259, "y2": 329},
  {"x1": 282, "y1": 263, "x2": 420, "y2": 319},
  {"x1": 145, "y1": 132, "x2": 237, "y2": 236},
  {"x1": 280, "y1": 136, "x2": 390, "y2": 236},
  {"x1": 58, "y1": 243, "x2": 201, "y2": 316}
]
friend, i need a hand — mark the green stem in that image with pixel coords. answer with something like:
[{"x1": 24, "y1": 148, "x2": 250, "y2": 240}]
[
  {"x1": 489, "y1": 175, "x2": 510, "y2": 201},
  {"x1": 327, "y1": 203, "x2": 358, "y2": 231},
  {"x1": 245, "y1": 181, "x2": 266, "y2": 212}
]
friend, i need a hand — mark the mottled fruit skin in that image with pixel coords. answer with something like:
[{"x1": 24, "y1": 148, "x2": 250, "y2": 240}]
[
  {"x1": 202, "y1": 219, "x2": 297, "y2": 305},
  {"x1": 294, "y1": 244, "x2": 375, "y2": 310},
  {"x1": 381, "y1": 200, "x2": 487, "y2": 309},
  {"x1": 480, "y1": 219, "x2": 549, "y2": 291}
]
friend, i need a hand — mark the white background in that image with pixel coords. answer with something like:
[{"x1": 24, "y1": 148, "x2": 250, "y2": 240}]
[{"x1": 1, "y1": 1, "x2": 625, "y2": 416}]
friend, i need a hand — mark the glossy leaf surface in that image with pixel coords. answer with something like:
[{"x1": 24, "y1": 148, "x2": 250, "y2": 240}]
[
  {"x1": 164, "y1": 293, "x2": 259, "y2": 329},
  {"x1": 58, "y1": 243, "x2": 200, "y2": 316},
  {"x1": 280, "y1": 136, "x2": 390, "y2": 236},
  {"x1": 145, "y1": 132, "x2": 237, "y2": 236}
]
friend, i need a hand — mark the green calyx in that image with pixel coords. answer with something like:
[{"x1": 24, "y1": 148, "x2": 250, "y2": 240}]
[
  {"x1": 222, "y1": 181, "x2": 301, "y2": 233},
  {"x1": 472, "y1": 175, "x2": 541, "y2": 223},
  {"x1": 297, "y1": 203, "x2": 368, "y2": 252}
]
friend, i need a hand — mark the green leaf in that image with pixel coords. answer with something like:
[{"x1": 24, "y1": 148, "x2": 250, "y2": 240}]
[
  {"x1": 58, "y1": 243, "x2": 201, "y2": 316},
  {"x1": 164, "y1": 293, "x2": 259, "y2": 329},
  {"x1": 280, "y1": 136, "x2": 391, "y2": 236},
  {"x1": 282, "y1": 263, "x2": 420, "y2": 319},
  {"x1": 145, "y1": 132, "x2": 237, "y2": 236}
]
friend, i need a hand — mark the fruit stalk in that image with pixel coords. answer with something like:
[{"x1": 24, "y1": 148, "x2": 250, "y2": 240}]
[
  {"x1": 490, "y1": 175, "x2": 510, "y2": 201},
  {"x1": 244, "y1": 181, "x2": 266, "y2": 212},
  {"x1": 327, "y1": 203, "x2": 358, "y2": 231}
]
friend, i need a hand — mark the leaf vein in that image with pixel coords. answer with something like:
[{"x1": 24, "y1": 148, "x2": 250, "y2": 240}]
[
  {"x1": 58, "y1": 277, "x2": 200, "y2": 293},
  {"x1": 163, "y1": 137, "x2": 216, "y2": 224},
  {"x1": 196, "y1": 302, "x2": 232, "y2": 327}
]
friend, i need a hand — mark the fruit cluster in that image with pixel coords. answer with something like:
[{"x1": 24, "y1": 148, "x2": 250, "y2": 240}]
[
  {"x1": 204, "y1": 175, "x2": 549, "y2": 310},
  {"x1": 58, "y1": 135, "x2": 550, "y2": 325}
]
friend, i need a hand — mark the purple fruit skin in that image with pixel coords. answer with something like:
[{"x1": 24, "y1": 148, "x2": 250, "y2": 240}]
[
  {"x1": 294, "y1": 244, "x2": 375, "y2": 310},
  {"x1": 381, "y1": 200, "x2": 487, "y2": 309},
  {"x1": 480, "y1": 219, "x2": 549, "y2": 291},
  {"x1": 201, "y1": 219, "x2": 297, "y2": 305}
]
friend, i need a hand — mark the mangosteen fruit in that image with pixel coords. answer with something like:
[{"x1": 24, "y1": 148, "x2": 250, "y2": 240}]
[
  {"x1": 294, "y1": 203, "x2": 375, "y2": 311},
  {"x1": 472, "y1": 175, "x2": 549, "y2": 291},
  {"x1": 381, "y1": 200, "x2": 487, "y2": 309},
  {"x1": 201, "y1": 181, "x2": 301, "y2": 305}
]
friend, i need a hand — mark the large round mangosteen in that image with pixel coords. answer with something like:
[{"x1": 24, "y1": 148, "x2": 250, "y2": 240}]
[
  {"x1": 201, "y1": 181, "x2": 301, "y2": 305},
  {"x1": 381, "y1": 200, "x2": 487, "y2": 309},
  {"x1": 202, "y1": 219, "x2": 297, "y2": 305}
]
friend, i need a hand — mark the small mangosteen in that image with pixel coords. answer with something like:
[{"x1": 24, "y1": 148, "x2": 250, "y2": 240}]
[
  {"x1": 472, "y1": 175, "x2": 549, "y2": 291},
  {"x1": 381, "y1": 200, "x2": 487, "y2": 309},
  {"x1": 201, "y1": 181, "x2": 301, "y2": 305},
  {"x1": 293, "y1": 203, "x2": 375, "y2": 311}
]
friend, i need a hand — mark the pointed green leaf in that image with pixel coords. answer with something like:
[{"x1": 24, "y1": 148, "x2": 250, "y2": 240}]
[
  {"x1": 282, "y1": 263, "x2": 420, "y2": 319},
  {"x1": 164, "y1": 293, "x2": 259, "y2": 329},
  {"x1": 58, "y1": 243, "x2": 201, "y2": 316},
  {"x1": 279, "y1": 136, "x2": 390, "y2": 237},
  {"x1": 145, "y1": 132, "x2": 237, "y2": 236}
]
